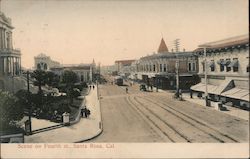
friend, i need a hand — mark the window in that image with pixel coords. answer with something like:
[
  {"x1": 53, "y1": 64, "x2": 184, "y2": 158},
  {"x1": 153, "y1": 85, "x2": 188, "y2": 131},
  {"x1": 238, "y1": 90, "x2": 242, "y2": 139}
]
[
  {"x1": 226, "y1": 59, "x2": 231, "y2": 72},
  {"x1": 163, "y1": 64, "x2": 167, "y2": 72},
  {"x1": 219, "y1": 59, "x2": 224, "y2": 72},
  {"x1": 153, "y1": 64, "x2": 156, "y2": 72},
  {"x1": 189, "y1": 62, "x2": 196, "y2": 72},
  {"x1": 192, "y1": 62, "x2": 196, "y2": 71},
  {"x1": 188, "y1": 63, "x2": 192, "y2": 71},
  {"x1": 160, "y1": 64, "x2": 162, "y2": 72},
  {"x1": 149, "y1": 65, "x2": 152, "y2": 72},
  {"x1": 232, "y1": 58, "x2": 238, "y2": 72},
  {"x1": 210, "y1": 60, "x2": 215, "y2": 72}
]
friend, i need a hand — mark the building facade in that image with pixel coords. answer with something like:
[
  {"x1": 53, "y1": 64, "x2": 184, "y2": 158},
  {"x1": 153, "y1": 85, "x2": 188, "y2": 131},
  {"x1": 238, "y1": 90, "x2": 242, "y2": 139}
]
[
  {"x1": 114, "y1": 59, "x2": 136, "y2": 76},
  {"x1": 134, "y1": 38, "x2": 199, "y2": 90},
  {"x1": 0, "y1": 11, "x2": 23, "y2": 92},
  {"x1": 191, "y1": 34, "x2": 249, "y2": 110},
  {"x1": 34, "y1": 53, "x2": 60, "y2": 71},
  {"x1": 50, "y1": 61, "x2": 96, "y2": 83},
  {"x1": 0, "y1": 12, "x2": 21, "y2": 77}
]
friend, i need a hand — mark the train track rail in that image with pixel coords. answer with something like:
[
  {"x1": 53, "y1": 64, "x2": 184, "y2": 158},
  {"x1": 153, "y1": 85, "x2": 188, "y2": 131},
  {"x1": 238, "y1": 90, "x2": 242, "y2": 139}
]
[
  {"x1": 136, "y1": 95, "x2": 239, "y2": 143},
  {"x1": 126, "y1": 96, "x2": 191, "y2": 142}
]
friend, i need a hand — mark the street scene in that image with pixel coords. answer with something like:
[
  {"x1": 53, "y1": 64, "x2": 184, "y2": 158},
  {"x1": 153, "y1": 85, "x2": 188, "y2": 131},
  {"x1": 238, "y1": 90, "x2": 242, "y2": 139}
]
[
  {"x1": 0, "y1": 0, "x2": 249, "y2": 154},
  {"x1": 91, "y1": 77, "x2": 248, "y2": 143}
]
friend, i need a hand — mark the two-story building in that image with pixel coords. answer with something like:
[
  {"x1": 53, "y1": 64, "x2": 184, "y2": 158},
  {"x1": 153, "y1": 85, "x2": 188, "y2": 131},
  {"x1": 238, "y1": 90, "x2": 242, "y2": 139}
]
[
  {"x1": 114, "y1": 59, "x2": 136, "y2": 77},
  {"x1": 50, "y1": 61, "x2": 96, "y2": 83},
  {"x1": 191, "y1": 34, "x2": 249, "y2": 110},
  {"x1": 135, "y1": 38, "x2": 199, "y2": 90}
]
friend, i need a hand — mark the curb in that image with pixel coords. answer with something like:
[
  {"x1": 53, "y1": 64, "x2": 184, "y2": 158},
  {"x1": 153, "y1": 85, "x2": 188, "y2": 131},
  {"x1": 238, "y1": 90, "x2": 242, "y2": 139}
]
[{"x1": 74, "y1": 84, "x2": 103, "y2": 143}]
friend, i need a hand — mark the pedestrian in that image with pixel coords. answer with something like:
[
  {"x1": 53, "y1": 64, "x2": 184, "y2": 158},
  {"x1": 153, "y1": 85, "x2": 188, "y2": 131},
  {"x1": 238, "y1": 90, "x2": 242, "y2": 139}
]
[
  {"x1": 126, "y1": 87, "x2": 128, "y2": 93},
  {"x1": 93, "y1": 85, "x2": 95, "y2": 89},
  {"x1": 190, "y1": 89, "x2": 193, "y2": 98},
  {"x1": 150, "y1": 85, "x2": 153, "y2": 91},
  {"x1": 89, "y1": 85, "x2": 92, "y2": 89},
  {"x1": 81, "y1": 109, "x2": 84, "y2": 117},
  {"x1": 179, "y1": 89, "x2": 182, "y2": 99},
  {"x1": 84, "y1": 108, "x2": 88, "y2": 118}
]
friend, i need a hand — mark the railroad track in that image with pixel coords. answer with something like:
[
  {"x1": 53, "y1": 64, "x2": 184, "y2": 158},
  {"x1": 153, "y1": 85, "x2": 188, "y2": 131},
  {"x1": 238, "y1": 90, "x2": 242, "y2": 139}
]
[
  {"x1": 136, "y1": 95, "x2": 239, "y2": 143},
  {"x1": 126, "y1": 96, "x2": 191, "y2": 142}
]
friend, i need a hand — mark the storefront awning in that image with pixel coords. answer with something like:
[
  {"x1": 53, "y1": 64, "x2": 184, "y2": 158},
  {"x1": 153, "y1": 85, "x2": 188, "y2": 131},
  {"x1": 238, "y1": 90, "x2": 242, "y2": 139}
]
[
  {"x1": 191, "y1": 83, "x2": 219, "y2": 94},
  {"x1": 191, "y1": 80, "x2": 233, "y2": 95},
  {"x1": 221, "y1": 88, "x2": 249, "y2": 101}
]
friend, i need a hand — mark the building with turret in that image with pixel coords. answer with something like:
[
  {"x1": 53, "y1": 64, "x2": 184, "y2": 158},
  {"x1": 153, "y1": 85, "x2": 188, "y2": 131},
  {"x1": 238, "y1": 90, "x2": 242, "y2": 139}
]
[{"x1": 135, "y1": 38, "x2": 199, "y2": 90}]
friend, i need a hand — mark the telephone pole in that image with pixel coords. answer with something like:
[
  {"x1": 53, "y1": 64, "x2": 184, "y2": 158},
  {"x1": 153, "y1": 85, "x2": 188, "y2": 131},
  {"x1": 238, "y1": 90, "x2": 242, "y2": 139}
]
[{"x1": 174, "y1": 39, "x2": 180, "y2": 97}]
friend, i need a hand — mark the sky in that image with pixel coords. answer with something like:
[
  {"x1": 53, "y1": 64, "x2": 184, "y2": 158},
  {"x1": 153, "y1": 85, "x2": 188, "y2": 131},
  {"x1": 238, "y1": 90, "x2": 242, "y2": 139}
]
[{"x1": 1, "y1": 0, "x2": 249, "y2": 68}]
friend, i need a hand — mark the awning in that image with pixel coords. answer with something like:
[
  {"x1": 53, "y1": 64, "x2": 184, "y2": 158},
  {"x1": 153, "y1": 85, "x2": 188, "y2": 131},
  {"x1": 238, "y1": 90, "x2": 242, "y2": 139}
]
[
  {"x1": 191, "y1": 83, "x2": 219, "y2": 94},
  {"x1": 228, "y1": 59, "x2": 238, "y2": 67},
  {"x1": 221, "y1": 88, "x2": 249, "y2": 102},
  {"x1": 191, "y1": 80, "x2": 233, "y2": 95}
]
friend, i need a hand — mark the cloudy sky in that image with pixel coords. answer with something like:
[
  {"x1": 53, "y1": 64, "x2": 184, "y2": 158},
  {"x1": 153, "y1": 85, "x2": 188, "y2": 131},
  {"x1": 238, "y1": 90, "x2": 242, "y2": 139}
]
[{"x1": 1, "y1": 0, "x2": 248, "y2": 68}]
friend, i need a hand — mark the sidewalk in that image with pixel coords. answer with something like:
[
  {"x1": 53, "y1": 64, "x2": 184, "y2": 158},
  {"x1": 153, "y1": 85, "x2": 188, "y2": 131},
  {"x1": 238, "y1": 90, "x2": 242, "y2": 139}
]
[
  {"x1": 24, "y1": 84, "x2": 102, "y2": 143},
  {"x1": 182, "y1": 93, "x2": 249, "y2": 121}
]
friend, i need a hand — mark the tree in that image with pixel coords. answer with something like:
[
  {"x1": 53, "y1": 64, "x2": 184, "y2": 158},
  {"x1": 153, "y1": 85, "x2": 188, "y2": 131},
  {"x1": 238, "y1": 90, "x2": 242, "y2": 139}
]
[
  {"x1": 46, "y1": 71, "x2": 60, "y2": 88},
  {"x1": 31, "y1": 69, "x2": 47, "y2": 93},
  {"x1": 61, "y1": 70, "x2": 79, "y2": 104},
  {"x1": 0, "y1": 90, "x2": 24, "y2": 130},
  {"x1": 61, "y1": 70, "x2": 78, "y2": 86}
]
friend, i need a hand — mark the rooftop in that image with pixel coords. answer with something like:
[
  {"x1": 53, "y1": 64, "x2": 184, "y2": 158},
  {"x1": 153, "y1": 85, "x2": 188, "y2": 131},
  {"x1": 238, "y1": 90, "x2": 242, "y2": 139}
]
[{"x1": 198, "y1": 34, "x2": 249, "y2": 49}]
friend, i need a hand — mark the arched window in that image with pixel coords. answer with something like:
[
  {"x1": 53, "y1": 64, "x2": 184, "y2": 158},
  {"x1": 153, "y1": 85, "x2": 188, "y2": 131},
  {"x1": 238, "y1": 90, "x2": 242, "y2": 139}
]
[
  {"x1": 37, "y1": 63, "x2": 41, "y2": 70},
  {"x1": 44, "y1": 63, "x2": 48, "y2": 70}
]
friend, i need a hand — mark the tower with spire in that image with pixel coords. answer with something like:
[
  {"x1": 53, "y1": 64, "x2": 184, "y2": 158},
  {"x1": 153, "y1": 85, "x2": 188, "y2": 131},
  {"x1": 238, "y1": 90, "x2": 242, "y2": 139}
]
[{"x1": 157, "y1": 38, "x2": 169, "y2": 53}]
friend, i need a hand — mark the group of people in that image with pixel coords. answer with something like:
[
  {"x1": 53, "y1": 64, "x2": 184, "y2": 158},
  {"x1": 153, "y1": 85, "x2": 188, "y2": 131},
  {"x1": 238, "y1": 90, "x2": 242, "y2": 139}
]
[
  {"x1": 81, "y1": 108, "x2": 91, "y2": 118},
  {"x1": 89, "y1": 85, "x2": 95, "y2": 90}
]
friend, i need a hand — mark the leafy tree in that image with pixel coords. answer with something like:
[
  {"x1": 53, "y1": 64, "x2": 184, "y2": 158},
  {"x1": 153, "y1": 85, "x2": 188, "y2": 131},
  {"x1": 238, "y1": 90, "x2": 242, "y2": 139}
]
[
  {"x1": 61, "y1": 70, "x2": 78, "y2": 86},
  {"x1": 46, "y1": 71, "x2": 60, "y2": 88},
  {"x1": 61, "y1": 70, "x2": 79, "y2": 104},
  {"x1": 0, "y1": 90, "x2": 24, "y2": 130},
  {"x1": 31, "y1": 69, "x2": 47, "y2": 93}
]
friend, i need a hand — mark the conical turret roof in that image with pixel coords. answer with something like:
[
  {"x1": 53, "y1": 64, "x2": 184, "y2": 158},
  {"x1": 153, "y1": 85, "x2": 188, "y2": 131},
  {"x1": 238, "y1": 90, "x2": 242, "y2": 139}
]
[{"x1": 157, "y1": 38, "x2": 169, "y2": 53}]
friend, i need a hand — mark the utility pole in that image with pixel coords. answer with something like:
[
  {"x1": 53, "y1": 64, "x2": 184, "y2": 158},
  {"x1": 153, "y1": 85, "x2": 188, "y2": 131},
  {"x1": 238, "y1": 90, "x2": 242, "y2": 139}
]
[
  {"x1": 27, "y1": 71, "x2": 32, "y2": 135},
  {"x1": 174, "y1": 39, "x2": 180, "y2": 98},
  {"x1": 174, "y1": 39, "x2": 180, "y2": 52},
  {"x1": 204, "y1": 47, "x2": 208, "y2": 106}
]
